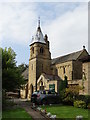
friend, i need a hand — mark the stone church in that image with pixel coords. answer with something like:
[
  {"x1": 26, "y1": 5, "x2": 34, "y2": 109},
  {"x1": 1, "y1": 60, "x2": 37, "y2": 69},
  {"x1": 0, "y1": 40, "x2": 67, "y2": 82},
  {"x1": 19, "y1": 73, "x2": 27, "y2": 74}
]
[{"x1": 20, "y1": 20, "x2": 90, "y2": 99}]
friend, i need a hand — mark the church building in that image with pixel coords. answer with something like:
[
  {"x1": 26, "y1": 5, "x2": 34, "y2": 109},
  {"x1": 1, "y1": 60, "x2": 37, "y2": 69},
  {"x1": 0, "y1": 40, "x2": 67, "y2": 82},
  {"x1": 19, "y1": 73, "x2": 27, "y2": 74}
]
[{"x1": 20, "y1": 19, "x2": 90, "y2": 99}]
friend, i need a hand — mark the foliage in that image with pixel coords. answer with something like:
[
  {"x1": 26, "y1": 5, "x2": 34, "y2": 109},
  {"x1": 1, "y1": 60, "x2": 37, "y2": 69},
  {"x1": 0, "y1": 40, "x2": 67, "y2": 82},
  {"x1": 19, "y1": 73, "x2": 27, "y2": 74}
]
[
  {"x1": 59, "y1": 76, "x2": 68, "y2": 102},
  {"x1": 2, "y1": 90, "x2": 6, "y2": 109},
  {"x1": 59, "y1": 80, "x2": 64, "y2": 92},
  {"x1": 74, "y1": 100, "x2": 86, "y2": 109},
  {"x1": 59, "y1": 76, "x2": 68, "y2": 93},
  {"x1": 64, "y1": 75, "x2": 68, "y2": 88},
  {"x1": 18, "y1": 63, "x2": 28, "y2": 74},
  {"x1": 2, "y1": 90, "x2": 16, "y2": 110},
  {"x1": 87, "y1": 103, "x2": 90, "y2": 109},
  {"x1": 77, "y1": 95, "x2": 90, "y2": 108},
  {"x1": 2, "y1": 47, "x2": 16, "y2": 69},
  {"x1": 2, "y1": 47, "x2": 26, "y2": 91},
  {"x1": 63, "y1": 86, "x2": 80, "y2": 105}
]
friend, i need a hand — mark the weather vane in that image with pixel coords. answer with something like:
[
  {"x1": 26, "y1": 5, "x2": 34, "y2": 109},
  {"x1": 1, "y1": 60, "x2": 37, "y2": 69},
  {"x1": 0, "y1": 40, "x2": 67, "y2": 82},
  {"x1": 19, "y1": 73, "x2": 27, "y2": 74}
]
[{"x1": 38, "y1": 16, "x2": 40, "y2": 27}]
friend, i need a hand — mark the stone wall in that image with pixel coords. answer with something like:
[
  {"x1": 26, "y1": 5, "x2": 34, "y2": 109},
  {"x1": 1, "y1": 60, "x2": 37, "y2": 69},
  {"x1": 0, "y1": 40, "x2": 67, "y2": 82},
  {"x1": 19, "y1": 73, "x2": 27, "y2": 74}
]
[
  {"x1": 37, "y1": 75, "x2": 59, "y2": 92},
  {"x1": 54, "y1": 61, "x2": 73, "y2": 80},
  {"x1": 28, "y1": 41, "x2": 52, "y2": 99},
  {"x1": 82, "y1": 62, "x2": 90, "y2": 95},
  {"x1": 72, "y1": 60, "x2": 82, "y2": 80},
  {"x1": 88, "y1": 62, "x2": 90, "y2": 95}
]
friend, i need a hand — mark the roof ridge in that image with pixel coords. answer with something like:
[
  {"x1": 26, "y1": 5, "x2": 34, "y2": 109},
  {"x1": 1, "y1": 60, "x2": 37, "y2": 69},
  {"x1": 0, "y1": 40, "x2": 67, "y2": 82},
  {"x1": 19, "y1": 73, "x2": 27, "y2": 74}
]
[
  {"x1": 42, "y1": 72, "x2": 59, "y2": 77},
  {"x1": 52, "y1": 49, "x2": 83, "y2": 60}
]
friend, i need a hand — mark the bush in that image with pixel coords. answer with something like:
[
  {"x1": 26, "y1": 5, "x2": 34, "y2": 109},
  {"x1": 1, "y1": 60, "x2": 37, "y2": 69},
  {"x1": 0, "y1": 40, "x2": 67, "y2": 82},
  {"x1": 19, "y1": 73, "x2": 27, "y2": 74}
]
[
  {"x1": 77, "y1": 95, "x2": 90, "y2": 102},
  {"x1": 62, "y1": 86, "x2": 80, "y2": 105},
  {"x1": 77, "y1": 95, "x2": 90, "y2": 108},
  {"x1": 2, "y1": 89, "x2": 6, "y2": 109},
  {"x1": 87, "y1": 103, "x2": 90, "y2": 109},
  {"x1": 74, "y1": 100, "x2": 86, "y2": 109}
]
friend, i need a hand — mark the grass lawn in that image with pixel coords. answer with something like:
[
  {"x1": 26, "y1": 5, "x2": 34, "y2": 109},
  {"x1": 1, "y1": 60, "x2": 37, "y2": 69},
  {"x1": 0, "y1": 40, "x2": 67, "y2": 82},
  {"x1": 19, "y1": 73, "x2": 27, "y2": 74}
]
[
  {"x1": 2, "y1": 108, "x2": 32, "y2": 120},
  {"x1": 41, "y1": 105, "x2": 88, "y2": 119}
]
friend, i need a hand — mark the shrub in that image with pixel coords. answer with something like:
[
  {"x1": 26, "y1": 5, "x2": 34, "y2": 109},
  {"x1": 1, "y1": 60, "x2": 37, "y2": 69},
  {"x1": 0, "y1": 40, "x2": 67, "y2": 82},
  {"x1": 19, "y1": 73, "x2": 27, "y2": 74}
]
[
  {"x1": 77, "y1": 95, "x2": 90, "y2": 108},
  {"x1": 59, "y1": 77, "x2": 68, "y2": 103},
  {"x1": 74, "y1": 100, "x2": 86, "y2": 109},
  {"x1": 62, "y1": 86, "x2": 80, "y2": 105},
  {"x1": 87, "y1": 103, "x2": 90, "y2": 109},
  {"x1": 2, "y1": 89, "x2": 6, "y2": 109}
]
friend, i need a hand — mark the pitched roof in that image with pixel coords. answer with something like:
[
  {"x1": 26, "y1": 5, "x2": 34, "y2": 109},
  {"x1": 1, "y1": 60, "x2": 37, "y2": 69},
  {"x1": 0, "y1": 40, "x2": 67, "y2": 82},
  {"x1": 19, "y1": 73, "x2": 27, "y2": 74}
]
[
  {"x1": 22, "y1": 67, "x2": 29, "y2": 80},
  {"x1": 42, "y1": 73, "x2": 60, "y2": 81},
  {"x1": 30, "y1": 26, "x2": 46, "y2": 45},
  {"x1": 52, "y1": 49, "x2": 87, "y2": 65},
  {"x1": 80, "y1": 55, "x2": 90, "y2": 62}
]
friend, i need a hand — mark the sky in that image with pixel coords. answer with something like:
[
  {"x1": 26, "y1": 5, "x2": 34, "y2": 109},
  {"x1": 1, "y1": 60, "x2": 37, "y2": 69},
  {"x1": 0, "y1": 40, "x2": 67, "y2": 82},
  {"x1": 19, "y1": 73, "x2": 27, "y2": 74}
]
[{"x1": 0, "y1": 1, "x2": 89, "y2": 65}]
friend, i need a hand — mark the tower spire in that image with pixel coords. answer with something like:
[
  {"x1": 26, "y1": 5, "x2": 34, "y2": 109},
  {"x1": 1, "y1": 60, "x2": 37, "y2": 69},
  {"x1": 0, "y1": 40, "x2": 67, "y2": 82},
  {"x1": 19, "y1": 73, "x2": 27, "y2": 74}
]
[{"x1": 38, "y1": 16, "x2": 40, "y2": 27}]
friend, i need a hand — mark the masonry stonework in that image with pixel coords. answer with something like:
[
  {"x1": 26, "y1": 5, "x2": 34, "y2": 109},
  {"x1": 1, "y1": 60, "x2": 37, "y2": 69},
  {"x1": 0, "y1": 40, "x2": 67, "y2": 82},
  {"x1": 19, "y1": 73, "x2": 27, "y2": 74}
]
[{"x1": 24, "y1": 21, "x2": 90, "y2": 100}]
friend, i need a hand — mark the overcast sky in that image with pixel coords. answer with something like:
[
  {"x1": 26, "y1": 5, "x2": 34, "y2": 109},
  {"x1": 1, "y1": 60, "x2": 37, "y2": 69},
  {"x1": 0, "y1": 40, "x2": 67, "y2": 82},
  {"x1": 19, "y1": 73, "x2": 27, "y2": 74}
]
[{"x1": 0, "y1": 1, "x2": 89, "y2": 65}]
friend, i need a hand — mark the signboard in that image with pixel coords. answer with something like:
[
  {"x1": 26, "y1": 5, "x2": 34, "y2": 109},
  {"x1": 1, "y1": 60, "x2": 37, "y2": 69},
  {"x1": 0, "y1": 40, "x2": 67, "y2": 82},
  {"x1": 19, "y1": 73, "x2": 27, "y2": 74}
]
[{"x1": 49, "y1": 84, "x2": 55, "y2": 92}]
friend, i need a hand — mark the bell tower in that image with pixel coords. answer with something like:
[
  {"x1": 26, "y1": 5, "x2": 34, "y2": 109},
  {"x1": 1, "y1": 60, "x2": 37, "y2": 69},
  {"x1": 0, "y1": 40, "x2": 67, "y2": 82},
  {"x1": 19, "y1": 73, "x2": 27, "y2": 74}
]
[{"x1": 27, "y1": 18, "x2": 51, "y2": 99}]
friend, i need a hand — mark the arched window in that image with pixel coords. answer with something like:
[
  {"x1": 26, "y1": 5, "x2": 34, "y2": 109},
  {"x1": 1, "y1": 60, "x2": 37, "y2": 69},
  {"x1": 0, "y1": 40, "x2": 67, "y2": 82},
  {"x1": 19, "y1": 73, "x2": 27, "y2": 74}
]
[
  {"x1": 41, "y1": 81, "x2": 43, "y2": 86},
  {"x1": 63, "y1": 67, "x2": 65, "y2": 74},
  {"x1": 32, "y1": 47, "x2": 34, "y2": 54},
  {"x1": 32, "y1": 64, "x2": 33, "y2": 70},
  {"x1": 40, "y1": 47, "x2": 44, "y2": 54}
]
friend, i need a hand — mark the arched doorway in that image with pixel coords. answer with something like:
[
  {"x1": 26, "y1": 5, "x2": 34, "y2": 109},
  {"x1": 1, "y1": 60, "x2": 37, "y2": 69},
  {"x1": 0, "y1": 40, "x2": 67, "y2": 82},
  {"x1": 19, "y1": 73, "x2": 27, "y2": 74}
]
[
  {"x1": 27, "y1": 84, "x2": 34, "y2": 100},
  {"x1": 40, "y1": 81, "x2": 44, "y2": 91},
  {"x1": 30, "y1": 84, "x2": 33, "y2": 95}
]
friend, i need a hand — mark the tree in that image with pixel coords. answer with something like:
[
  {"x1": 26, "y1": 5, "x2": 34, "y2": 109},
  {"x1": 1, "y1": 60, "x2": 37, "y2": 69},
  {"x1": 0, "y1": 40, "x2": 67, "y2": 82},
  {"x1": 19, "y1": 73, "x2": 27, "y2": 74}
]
[
  {"x1": 18, "y1": 63, "x2": 28, "y2": 74},
  {"x1": 63, "y1": 85, "x2": 80, "y2": 105},
  {"x1": 2, "y1": 47, "x2": 25, "y2": 91},
  {"x1": 59, "y1": 75, "x2": 68, "y2": 92},
  {"x1": 64, "y1": 75, "x2": 68, "y2": 88},
  {"x1": 59, "y1": 76, "x2": 68, "y2": 101}
]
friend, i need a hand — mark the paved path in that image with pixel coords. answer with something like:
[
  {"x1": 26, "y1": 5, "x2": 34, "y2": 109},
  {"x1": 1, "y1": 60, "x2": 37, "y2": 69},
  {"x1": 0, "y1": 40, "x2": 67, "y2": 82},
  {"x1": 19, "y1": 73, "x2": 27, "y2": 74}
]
[{"x1": 13, "y1": 99, "x2": 47, "y2": 120}]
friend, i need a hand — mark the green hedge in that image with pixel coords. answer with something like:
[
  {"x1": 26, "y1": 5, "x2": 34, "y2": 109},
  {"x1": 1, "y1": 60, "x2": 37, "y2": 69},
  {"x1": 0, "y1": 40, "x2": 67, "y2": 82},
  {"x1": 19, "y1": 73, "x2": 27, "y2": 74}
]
[
  {"x1": 74, "y1": 100, "x2": 86, "y2": 109},
  {"x1": 77, "y1": 95, "x2": 90, "y2": 106},
  {"x1": 87, "y1": 103, "x2": 90, "y2": 109}
]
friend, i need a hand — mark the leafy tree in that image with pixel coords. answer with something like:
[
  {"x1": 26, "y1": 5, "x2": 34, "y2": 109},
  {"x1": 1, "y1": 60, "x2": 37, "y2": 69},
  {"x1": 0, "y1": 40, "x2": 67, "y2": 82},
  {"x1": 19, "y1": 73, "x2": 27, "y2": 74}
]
[
  {"x1": 59, "y1": 76, "x2": 68, "y2": 102},
  {"x1": 63, "y1": 85, "x2": 80, "y2": 105},
  {"x1": 64, "y1": 75, "x2": 68, "y2": 88},
  {"x1": 59, "y1": 75, "x2": 68, "y2": 92},
  {"x1": 59, "y1": 80, "x2": 64, "y2": 92},
  {"x1": 18, "y1": 63, "x2": 28, "y2": 74},
  {"x1": 2, "y1": 47, "x2": 25, "y2": 91}
]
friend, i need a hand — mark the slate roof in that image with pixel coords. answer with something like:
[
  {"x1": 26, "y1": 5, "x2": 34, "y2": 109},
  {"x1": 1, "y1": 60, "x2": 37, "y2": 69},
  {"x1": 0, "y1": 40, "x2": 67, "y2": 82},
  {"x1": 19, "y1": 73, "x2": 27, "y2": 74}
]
[
  {"x1": 30, "y1": 26, "x2": 46, "y2": 45},
  {"x1": 22, "y1": 49, "x2": 89, "y2": 79},
  {"x1": 52, "y1": 49, "x2": 87, "y2": 65},
  {"x1": 42, "y1": 73, "x2": 60, "y2": 81},
  {"x1": 80, "y1": 55, "x2": 90, "y2": 62},
  {"x1": 22, "y1": 67, "x2": 29, "y2": 80}
]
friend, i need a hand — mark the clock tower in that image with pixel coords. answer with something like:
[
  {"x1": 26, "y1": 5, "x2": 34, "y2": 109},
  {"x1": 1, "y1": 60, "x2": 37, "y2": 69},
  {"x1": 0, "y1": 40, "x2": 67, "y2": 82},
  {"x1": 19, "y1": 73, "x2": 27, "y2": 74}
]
[{"x1": 27, "y1": 19, "x2": 51, "y2": 99}]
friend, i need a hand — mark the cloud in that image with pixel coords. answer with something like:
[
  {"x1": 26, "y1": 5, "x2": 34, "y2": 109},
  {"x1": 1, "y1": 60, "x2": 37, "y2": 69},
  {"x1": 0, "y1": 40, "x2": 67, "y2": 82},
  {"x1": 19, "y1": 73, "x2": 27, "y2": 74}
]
[
  {"x1": 0, "y1": 2, "x2": 88, "y2": 64},
  {"x1": 0, "y1": 0, "x2": 89, "y2": 3},
  {"x1": 0, "y1": 3, "x2": 37, "y2": 45},
  {"x1": 42, "y1": 3, "x2": 88, "y2": 58}
]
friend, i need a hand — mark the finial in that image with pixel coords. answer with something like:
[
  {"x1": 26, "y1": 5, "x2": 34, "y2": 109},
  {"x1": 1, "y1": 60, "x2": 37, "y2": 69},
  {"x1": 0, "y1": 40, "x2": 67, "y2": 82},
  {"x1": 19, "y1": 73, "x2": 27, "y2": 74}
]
[
  {"x1": 38, "y1": 16, "x2": 40, "y2": 27},
  {"x1": 83, "y1": 45, "x2": 85, "y2": 49},
  {"x1": 32, "y1": 36, "x2": 34, "y2": 40},
  {"x1": 44, "y1": 34, "x2": 48, "y2": 41}
]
